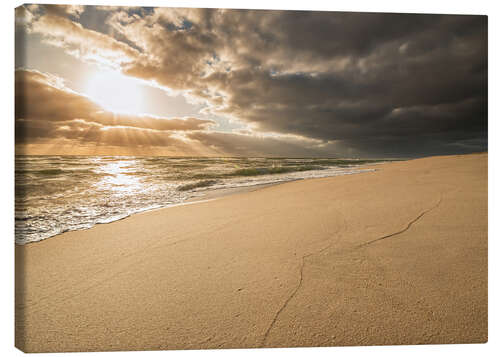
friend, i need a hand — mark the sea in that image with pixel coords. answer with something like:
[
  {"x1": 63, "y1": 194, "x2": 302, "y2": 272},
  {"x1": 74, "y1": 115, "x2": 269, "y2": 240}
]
[{"x1": 15, "y1": 156, "x2": 382, "y2": 244}]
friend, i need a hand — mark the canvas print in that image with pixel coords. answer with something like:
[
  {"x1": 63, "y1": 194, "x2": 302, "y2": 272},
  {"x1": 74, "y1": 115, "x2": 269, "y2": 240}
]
[{"x1": 15, "y1": 4, "x2": 487, "y2": 353}]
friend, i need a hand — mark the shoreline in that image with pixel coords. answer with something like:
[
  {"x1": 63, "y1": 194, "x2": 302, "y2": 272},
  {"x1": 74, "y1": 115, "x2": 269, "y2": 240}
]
[
  {"x1": 15, "y1": 165, "x2": 379, "y2": 245},
  {"x1": 16, "y1": 153, "x2": 487, "y2": 352},
  {"x1": 15, "y1": 182, "x2": 280, "y2": 246}
]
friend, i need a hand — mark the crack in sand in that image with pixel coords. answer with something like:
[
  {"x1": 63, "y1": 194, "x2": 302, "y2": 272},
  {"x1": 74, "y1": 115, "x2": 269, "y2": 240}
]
[
  {"x1": 260, "y1": 256, "x2": 306, "y2": 347},
  {"x1": 260, "y1": 197, "x2": 442, "y2": 346},
  {"x1": 260, "y1": 220, "x2": 345, "y2": 347},
  {"x1": 357, "y1": 196, "x2": 442, "y2": 248}
]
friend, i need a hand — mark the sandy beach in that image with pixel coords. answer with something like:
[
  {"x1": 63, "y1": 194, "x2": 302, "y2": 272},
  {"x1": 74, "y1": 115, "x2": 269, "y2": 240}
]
[{"x1": 15, "y1": 153, "x2": 487, "y2": 352}]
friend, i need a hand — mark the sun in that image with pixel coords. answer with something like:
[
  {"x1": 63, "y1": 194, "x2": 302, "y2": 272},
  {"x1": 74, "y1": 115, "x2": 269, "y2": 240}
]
[{"x1": 85, "y1": 70, "x2": 145, "y2": 115}]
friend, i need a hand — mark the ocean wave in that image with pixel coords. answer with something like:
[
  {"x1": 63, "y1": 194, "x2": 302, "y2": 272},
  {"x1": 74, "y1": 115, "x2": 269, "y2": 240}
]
[
  {"x1": 15, "y1": 156, "x2": 387, "y2": 244},
  {"x1": 177, "y1": 179, "x2": 219, "y2": 191}
]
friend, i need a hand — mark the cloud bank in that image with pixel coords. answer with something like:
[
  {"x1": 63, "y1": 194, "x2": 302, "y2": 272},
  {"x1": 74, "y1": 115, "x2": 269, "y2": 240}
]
[{"x1": 15, "y1": 69, "x2": 329, "y2": 156}]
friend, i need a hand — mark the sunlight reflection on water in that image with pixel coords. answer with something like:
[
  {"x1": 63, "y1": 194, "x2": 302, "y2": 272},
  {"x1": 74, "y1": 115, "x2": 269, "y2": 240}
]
[{"x1": 94, "y1": 159, "x2": 146, "y2": 193}]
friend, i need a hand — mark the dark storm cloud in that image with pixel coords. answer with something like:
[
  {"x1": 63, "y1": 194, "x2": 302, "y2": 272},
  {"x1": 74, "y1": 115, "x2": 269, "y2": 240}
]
[
  {"x1": 112, "y1": 9, "x2": 488, "y2": 157},
  {"x1": 20, "y1": 6, "x2": 488, "y2": 157}
]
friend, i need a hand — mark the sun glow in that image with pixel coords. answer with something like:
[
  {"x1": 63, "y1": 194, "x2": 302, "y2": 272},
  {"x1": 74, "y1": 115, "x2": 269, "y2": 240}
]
[{"x1": 86, "y1": 70, "x2": 145, "y2": 114}]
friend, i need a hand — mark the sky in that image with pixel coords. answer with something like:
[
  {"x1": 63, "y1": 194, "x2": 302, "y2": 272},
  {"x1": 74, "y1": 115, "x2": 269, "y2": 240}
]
[{"x1": 15, "y1": 5, "x2": 487, "y2": 157}]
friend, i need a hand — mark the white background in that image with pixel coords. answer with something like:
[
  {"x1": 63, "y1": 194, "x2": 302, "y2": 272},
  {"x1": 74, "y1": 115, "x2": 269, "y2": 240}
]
[{"x1": 0, "y1": 0, "x2": 498, "y2": 356}]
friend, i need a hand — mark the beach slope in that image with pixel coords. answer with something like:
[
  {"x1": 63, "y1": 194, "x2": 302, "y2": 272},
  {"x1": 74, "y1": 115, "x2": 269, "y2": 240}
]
[{"x1": 15, "y1": 153, "x2": 487, "y2": 352}]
